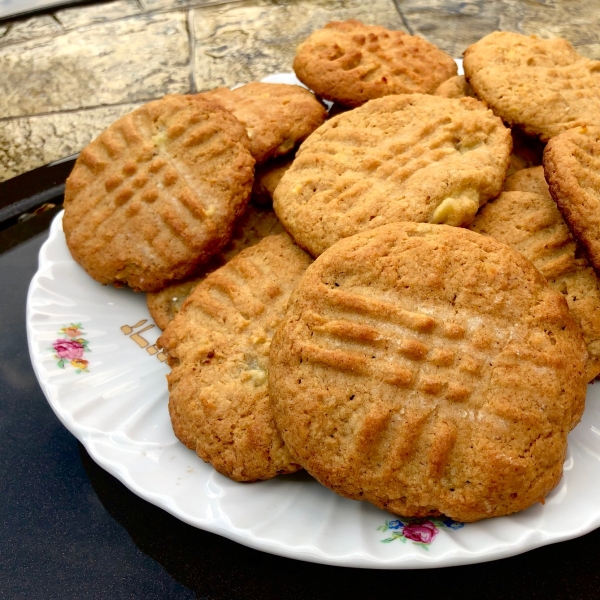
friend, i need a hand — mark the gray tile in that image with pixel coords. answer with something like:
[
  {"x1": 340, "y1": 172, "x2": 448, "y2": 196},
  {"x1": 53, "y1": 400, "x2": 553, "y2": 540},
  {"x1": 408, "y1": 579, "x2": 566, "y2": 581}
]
[
  {"x1": 191, "y1": 0, "x2": 405, "y2": 91},
  {"x1": 0, "y1": 103, "x2": 142, "y2": 182},
  {"x1": 498, "y1": 1, "x2": 600, "y2": 59},
  {"x1": 397, "y1": 0, "x2": 500, "y2": 56},
  {"x1": 397, "y1": 0, "x2": 600, "y2": 58},
  {"x1": 0, "y1": 14, "x2": 62, "y2": 46},
  {"x1": 0, "y1": 12, "x2": 191, "y2": 119},
  {"x1": 54, "y1": 0, "x2": 143, "y2": 30},
  {"x1": 143, "y1": 0, "x2": 244, "y2": 9},
  {"x1": 574, "y1": 43, "x2": 600, "y2": 60}
]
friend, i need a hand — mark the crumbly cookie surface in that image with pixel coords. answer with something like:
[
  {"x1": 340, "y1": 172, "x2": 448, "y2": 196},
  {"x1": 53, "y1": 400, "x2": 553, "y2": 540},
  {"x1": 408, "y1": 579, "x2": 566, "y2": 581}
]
[
  {"x1": 544, "y1": 126, "x2": 600, "y2": 276},
  {"x1": 269, "y1": 223, "x2": 587, "y2": 522},
  {"x1": 293, "y1": 20, "x2": 457, "y2": 107},
  {"x1": 64, "y1": 94, "x2": 255, "y2": 292},
  {"x1": 159, "y1": 233, "x2": 312, "y2": 482},
  {"x1": 463, "y1": 32, "x2": 600, "y2": 141},
  {"x1": 202, "y1": 83, "x2": 326, "y2": 163},
  {"x1": 471, "y1": 166, "x2": 600, "y2": 380},
  {"x1": 147, "y1": 206, "x2": 285, "y2": 330},
  {"x1": 273, "y1": 93, "x2": 511, "y2": 256}
]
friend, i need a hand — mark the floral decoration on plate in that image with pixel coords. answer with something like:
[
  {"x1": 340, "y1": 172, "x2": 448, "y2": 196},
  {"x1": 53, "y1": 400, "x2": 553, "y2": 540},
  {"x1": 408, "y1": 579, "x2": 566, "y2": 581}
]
[
  {"x1": 50, "y1": 323, "x2": 90, "y2": 372},
  {"x1": 377, "y1": 517, "x2": 464, "y2": 549}
]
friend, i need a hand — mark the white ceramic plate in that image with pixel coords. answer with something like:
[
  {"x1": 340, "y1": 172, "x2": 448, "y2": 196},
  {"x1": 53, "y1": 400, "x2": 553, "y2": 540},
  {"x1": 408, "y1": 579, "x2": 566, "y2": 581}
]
[
  {"x1": 26, "y1": 68, "x2": 600, "y2": 568},
  {"x1": 27, "y1": 217, "x2": 600, "y2": 569}
]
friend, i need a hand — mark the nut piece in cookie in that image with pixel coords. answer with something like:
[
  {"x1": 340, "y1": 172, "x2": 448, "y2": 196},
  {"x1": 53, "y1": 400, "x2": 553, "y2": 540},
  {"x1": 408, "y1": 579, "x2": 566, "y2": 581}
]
[
  {"x1": 158, "y1": 233, "x2": 312, "y2": 482},
  {"x1": 202, "y1": 82, "x2": 327, "y2": 163},
  {"x1": 294, "y1": 20, "x2": 457, "y2": 107},
  {"x1": 471, "y1": 166, "x2": 600, "y2": 380},
  {"x1": 147, "y1": 205, "x2": 285, "y2": 330},
  {"x1": 464, "y1": 32, "x2": 600, "y2": 141},
  {"x1": 269, "y1": 223, "x2": 587, "y2": 521},
  {"x1": 274, "y1": 93, "x2": 511, "y2": 257},
  {"x1": 64, "y1": 94, "x2": 255, "y2": 292},
  {"x1": 544, "y1": 126, "x2": 600, "y2": 276}
]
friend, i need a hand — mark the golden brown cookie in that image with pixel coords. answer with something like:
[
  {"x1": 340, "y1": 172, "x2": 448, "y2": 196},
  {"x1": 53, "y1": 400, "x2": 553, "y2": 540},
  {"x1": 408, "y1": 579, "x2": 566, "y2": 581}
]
[
  {"x1": 159, "y1": 233, "x2": 312, "y2": 482},
  {"x1": 433, "y1": 75, "x2": 474, "y2": 99},
  {"x1": 251, "y1": 156, "x2": 294, "y2": 205},
  {"x1": 273, "y1": 93, "x2": 511, "y2": 257},
  {"x1": 147, "y1": 205, "x2": 285, "y2": 330},
  {"x1": 269, "y1": 223, "x2": 587, "y2": 522},
  {"x1": 463, "y1": 32, "x2": 600, "y2": 141},
  {"x1": 433, "y1": 75, "x2": 544, "y2": 176},
  {"x1": 202, "y1": 83, "x2": 327, "y2": 163},
  {"x1": 64, "y1": 94, "x2": 255, "y2": 292},
  {"x1": 544, "y1": 126, "x2": 600, "y2": 276},
  {"x1": 293, "y1": 20, "x2": 457, "y2": 107},
  {"x1": 471, "y1": 166, "x2": 600, "y2": 380}
]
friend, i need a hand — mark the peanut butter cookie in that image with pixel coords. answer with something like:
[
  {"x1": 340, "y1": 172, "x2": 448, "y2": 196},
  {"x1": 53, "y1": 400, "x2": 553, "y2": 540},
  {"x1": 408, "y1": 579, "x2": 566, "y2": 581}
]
[
  {"x1": 147, "y1": 205, "x2": 285, "y2": 330},
  {"x1": 269, "y1": 223, "x2": 587, "y2": 522},
  {"x1": 64, "y1": 94, "x2": 255, "y2": 292},
  {"x1": 433, "y1": 75, "x2": 474, "y2": 100},
  {"x1": 294, "y1": 20, "x2": 457, "y2": 107},
  {"x1": 471, "y1": 166, "x2": 600, "y2": 380},
  {"x1": 544, "y1": 126, "x2": 600, "y2": 276},
  {"x1": 464, "y1": 32, "x2": 600, "y2": 141},
  {"x1": 159, "y1": 233, "x2": 312, "y2": 482},
  {"x1": 273, "y1": 93, "x2": 511, "y2": 256},
  {"x1": 202, "y1": 83, "x2": 326, "y2": 163},
  {"x1": 433, "y1": 74, "x2": 544, "y2": 176}
]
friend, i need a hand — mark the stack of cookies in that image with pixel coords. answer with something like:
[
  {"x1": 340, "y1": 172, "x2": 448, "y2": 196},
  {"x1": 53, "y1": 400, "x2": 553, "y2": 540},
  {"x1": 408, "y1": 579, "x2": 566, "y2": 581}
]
[{"x1": 62, "y1": 19, "x2": 600, "y2": 523}]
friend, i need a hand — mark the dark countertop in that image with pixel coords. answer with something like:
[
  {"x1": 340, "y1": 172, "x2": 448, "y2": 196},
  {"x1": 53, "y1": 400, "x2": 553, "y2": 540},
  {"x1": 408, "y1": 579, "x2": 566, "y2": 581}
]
[{"x1": 3, "y1": 206, "x2": 600, "y2": 600}]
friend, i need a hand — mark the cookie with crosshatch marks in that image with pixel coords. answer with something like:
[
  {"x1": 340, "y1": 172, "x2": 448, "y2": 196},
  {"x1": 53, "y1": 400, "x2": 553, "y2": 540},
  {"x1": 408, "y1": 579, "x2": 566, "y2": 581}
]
[
  {"x1": 544, "y1": 126, "x2": 600, "y2": 277},
  {"x1": 158, "y1": 233, "x2": 312, "y2": 482},
  {"x1": 433, "y1": 75, "x2": 544, "y2": 176},
  {"x1": 63, "y1": 94, "x2": 255, "y2": 292},
  {"x1": 273, "y1": 93, "x2": 511, "y2": 257},
  {"x1": 202, "y1": 82, "x2": 327, "y2": 164},
  {"x1": 463, "y1": 32, "x2": 600, "y2": 141},
  {"x1": 470, "y1": 166, "x2": 600, "y2": 381},
  {"x1": 293, "y1": 20, "x2": 457, "y2": 107},
  {"x1": 269, "y1": 223, "x2": 587, "y2": 522},
  {"x1": 147, "y1": 205, "x2": 285, "y2": 330}
]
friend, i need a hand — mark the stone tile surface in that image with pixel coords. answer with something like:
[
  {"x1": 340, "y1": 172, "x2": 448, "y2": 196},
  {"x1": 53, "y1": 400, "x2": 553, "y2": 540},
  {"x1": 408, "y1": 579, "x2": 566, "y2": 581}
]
[
  {"x1": 2, "y1": 0, "x2": 600, "y2": 182},
  {"x1": 192, "y1": 0, "x2": 405, "y2": 90},
  {"x1": 0, "y1": 12, "x2": 190, "y2": 119},
  {"x1": 54, "y1": 0, "x2": 142, "y2": 30},
  {"x1": 0, "y1": 14, "x2": 63, "y2": 46},
  {"x1": 0, "y1": 103, "x2": 141, "y2": 182},
  {"x1": 497, "y1": 0, "x2": 600, "y2": 59},
  {"x1": 397, "y1": 0, "x2": 600, "y2": 58},
  {"x1": 142, "y1": 0, "x2": 243, "y2": 9}
]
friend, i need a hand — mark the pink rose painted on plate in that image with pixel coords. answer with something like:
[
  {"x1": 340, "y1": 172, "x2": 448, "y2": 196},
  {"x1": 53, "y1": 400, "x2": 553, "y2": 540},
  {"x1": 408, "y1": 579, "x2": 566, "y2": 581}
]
[
  {"x1": 378, "y1": 517, "x2": 464, "y2": 549},
  {"x1": 50, "y1": 324, "x2": 90, "y2": 372},
  {"x1": 53, "y1": 338, "x2": 84, "y2": 359},
  {"x1": 402, "y1": 521, "x2": 438, "y2": 544}
]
